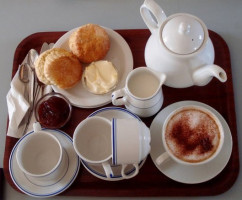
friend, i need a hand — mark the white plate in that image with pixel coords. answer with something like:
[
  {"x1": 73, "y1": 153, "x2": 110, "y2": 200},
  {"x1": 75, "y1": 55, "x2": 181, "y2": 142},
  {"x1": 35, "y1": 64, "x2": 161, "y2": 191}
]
[
  {"x1": 150, "y1": 101, "x2": 233, "y2": 184},
  {"x1": 53, "y1": 27, "x2": 133, "y2": 108},
  {"x1": 9, "y1": 129, "x2": 80, "y2": 198},
  {"x1": 81, "y1": 106, "x2": 146, "y2": 181}
]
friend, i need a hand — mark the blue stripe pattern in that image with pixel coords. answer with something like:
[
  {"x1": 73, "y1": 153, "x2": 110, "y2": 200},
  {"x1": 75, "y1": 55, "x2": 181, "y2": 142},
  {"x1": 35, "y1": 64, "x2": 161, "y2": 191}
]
[
  {"x1": 112, "y1": 118, "x2": 117, "y2": 165},
  {"x1": 84, "y1": 106, "x2": 143, "y2": 179},
  {"x1": 88, "y1": 106, "x2": 141, "y2": 121},
  {"x1": 9, "y1": 128, "x2": 80, "y2": 198}
]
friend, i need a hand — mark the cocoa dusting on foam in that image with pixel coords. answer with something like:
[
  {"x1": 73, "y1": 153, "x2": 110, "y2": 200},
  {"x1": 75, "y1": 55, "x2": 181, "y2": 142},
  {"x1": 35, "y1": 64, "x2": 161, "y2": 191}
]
[{"x1": 165, "y1": 109, "x2": 220, "y2": 163}]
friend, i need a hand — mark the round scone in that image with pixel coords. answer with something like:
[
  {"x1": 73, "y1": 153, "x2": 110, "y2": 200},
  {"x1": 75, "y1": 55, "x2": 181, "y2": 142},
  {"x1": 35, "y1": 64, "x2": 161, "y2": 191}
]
[
  {"x1": 69, "y1": 24, "x2": 110, "y2": 63},
  {"x1": 44, "y1": 48, "x2": 83, "y2": 89},
  {"x1": 35, "y1": 49, "x2": 53, "y2": 85}
]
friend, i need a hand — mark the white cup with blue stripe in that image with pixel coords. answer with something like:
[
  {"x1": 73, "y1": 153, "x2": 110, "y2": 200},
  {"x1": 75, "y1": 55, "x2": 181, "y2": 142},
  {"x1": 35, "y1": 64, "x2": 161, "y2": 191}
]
[
  {"x1": 111, "y1": 118, "x2": 151, "y2": 179},
  {"x1": 111, "y1": 67, "x2": 166, "y2": 117},
  {"x1": 16, "y1": 122, "x2": 67, "y2": 184}
]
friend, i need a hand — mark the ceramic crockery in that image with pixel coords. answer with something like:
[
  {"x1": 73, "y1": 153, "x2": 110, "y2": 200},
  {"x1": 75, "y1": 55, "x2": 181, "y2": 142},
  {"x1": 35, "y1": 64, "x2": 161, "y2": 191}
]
[
  {"x1": 53, "y1": 26, "x2": 133, "y2": 108},
  {"x1": 156, "y1": 105, "x2": 224, "y2": 166},
  {"x1": 150, "y1": 101, "x2": 232, "y2": 184},
  {"x1": 16, "y1": 122, "x2": 67, "y2": 183},
  {"x1": 86, "y1": 106, "x2": 147, "y2": 181},
  {"x1": 112, "y1": 67, "x2": 166, "y2": 117},
  {"x1": 140, "y1": 0, "x2": 227, "y2": 88},
  {"x1": 73, "y1": 116, "x2": 113, "y2": 178},
  {"x1": 9, "y1": 128, "x2": 80, "y2": 197},
  {"x1": 81, "y1": 159, "x2": 146, "y2": 181},
  {"x1": 73, "y1": 115, "x2": 150, "y2": 179},
  {"x1": 111, "y1": 118, "x2": 150, "y2": 179}
]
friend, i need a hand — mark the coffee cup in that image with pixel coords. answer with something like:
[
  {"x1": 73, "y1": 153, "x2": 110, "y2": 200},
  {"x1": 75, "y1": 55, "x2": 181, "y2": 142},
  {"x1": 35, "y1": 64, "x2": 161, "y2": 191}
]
[
  {"x1": 111, "y1": 118, "x2": 150, "y2": 179},
  {"x1": 16, "y1": 122, "x2": 67, "y2": 184},
  {"x1": 156, "y1": 105, "x2": 224, "y2": 166},
  {"x1": 73, "y1": 116, "x2": 113, "y2": 178},
  {"x1": 112, "y1": 67, "x2": 166, "y2": 117}
]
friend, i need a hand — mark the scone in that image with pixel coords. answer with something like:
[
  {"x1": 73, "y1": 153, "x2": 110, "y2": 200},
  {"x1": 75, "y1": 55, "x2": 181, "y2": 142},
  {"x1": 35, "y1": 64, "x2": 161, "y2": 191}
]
[
  {"x1": 35, "y1": 49, "x2": 53, "y2": 85},
  {"x1": 35, "y1": 48, "x2": 83, "y2": 89},
  {"x1": 69, "y1": 24, "x2": 110, "y2": 63}
]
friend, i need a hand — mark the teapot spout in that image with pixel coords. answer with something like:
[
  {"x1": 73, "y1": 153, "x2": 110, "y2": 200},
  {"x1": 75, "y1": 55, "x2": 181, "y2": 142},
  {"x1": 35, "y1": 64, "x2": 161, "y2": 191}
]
[{"x1": 192, "y1": 65, "x2": 227, "y2": 86}]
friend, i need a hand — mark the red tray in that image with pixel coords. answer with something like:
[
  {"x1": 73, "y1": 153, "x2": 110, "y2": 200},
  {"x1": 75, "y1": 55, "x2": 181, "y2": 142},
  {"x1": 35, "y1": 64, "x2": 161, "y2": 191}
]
[{"x1": 3, "y1": 29, "x2": 239, "y2": 196}]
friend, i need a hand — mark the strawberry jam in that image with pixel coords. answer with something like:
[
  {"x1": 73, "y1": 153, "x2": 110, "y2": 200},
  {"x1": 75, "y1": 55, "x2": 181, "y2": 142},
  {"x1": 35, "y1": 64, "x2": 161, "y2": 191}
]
[{"x1": 38, "y1": 96, "x2": 70, "y2": 128}]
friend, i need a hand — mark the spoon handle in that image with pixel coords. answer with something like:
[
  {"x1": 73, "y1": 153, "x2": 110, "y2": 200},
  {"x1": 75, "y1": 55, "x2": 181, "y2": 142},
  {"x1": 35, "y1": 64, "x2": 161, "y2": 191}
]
[
  {"x1": 21, "y1": 102, "x2": 34, "y2": 136},
  {"x1": 23, "y1": 84, "x2": 29, "y2": 103},
  {"x1": 30, "y1": 71, "x2": 35, "y2": 104},
  {"x1": 19, "y1": 63, "x2": 30, "y2": 102}
]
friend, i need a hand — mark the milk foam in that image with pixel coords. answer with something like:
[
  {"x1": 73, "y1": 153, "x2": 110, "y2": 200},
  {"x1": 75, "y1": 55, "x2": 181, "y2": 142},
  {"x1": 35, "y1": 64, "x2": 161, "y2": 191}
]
[{"x1": 165, "y1": 108, "x2": 220, "y2": 163}]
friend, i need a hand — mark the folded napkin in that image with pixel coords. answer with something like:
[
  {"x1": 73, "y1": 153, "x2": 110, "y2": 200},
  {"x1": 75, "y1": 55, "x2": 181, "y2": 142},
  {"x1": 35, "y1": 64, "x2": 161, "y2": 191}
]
[{"x1": 6, "y1": 60, "x2": 52, "y2": 138}]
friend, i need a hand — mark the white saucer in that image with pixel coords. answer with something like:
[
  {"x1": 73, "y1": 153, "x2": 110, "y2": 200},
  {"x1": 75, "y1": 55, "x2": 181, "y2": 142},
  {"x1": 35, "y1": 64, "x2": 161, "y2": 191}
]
[
  {"x1": 150, "y1": 101, "x2": 233, "y2": 184},
  {"x1": 81, "y1": 106, "x2": 146, "y2": 181},
  {"x1": 9, "y1": 129, "x2": 80, "y2": 198},
  {"x1": 53, "y1": 27, "x2": 133, "y2": 108},
  {"x1": 81, "y1": 159, "x2": 146, "y2": 181}
]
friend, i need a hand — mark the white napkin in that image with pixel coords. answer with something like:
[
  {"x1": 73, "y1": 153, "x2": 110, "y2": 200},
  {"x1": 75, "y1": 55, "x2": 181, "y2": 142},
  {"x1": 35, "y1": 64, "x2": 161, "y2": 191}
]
[{"x1": 6, "y1": 63, "x2": 52, "y2": 138}]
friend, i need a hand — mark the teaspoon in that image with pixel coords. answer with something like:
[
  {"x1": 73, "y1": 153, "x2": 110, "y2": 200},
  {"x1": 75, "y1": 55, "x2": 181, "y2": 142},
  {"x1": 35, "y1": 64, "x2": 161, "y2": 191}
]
[
  {"x1": 19, "y1": 63, "x2": 30, "y2": 102},
  {"x1": 18, "y1": 63, "x2": 32, "y2": 135},
  {"x1": 27, "y1": 49, "x2": 39, "y2": 103}
]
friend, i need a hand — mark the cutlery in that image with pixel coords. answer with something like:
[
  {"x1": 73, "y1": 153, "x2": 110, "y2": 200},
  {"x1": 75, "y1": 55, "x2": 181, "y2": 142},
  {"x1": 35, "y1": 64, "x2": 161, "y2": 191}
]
[
  {"x1": 17, "y1": 63, "x2": 31, "y2": 132},
  {"x1": 19, "y1": 42, "x2": 52, "y2": 135},
  {"x1": 35, "y1": 42, "x2": 50, "y2": 98},
  {"x1": 17, "y1": 51, "x2": 33, "y2": 134},
  {"x1": 18, "y1": 63, "x2": 30, "y2": 102},
  {"x1": 20, "y1": 50, "x2": 39, "y2": 135},
  {"x1": 27, "y1": 49, "x2": 38, "y2": 103}
]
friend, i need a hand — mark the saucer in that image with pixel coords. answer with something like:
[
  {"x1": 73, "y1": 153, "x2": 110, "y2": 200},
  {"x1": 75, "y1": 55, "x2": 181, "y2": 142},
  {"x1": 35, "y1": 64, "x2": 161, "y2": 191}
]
[
  {"x1": 150, "y1": 101, "x2": 233, "y2": 184},
  {"x1": 88, "y1": 106, "x2": 141, "y2": 121},
  {"x1": 81, "y1": 106, "x2": 146, "y2": 181},
  {"x1": 9, "y1": 129, "x2": 80, "y2": 198},
  {"x1": 53, "y1": 27, "x2": 133, "y2": 108},
  {"x1": 81, "y1": 159, "x2": 146, "y2": 181}
]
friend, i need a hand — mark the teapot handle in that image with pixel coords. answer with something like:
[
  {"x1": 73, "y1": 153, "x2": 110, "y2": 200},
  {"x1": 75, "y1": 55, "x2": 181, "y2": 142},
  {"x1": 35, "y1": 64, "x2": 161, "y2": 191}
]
[{"x1": 140, "y1": 0, "x2": 167, "y2": 34}]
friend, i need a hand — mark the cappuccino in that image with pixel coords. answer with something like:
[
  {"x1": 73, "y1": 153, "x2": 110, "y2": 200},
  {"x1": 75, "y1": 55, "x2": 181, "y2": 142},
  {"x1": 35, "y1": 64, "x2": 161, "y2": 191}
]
[{"x1": 164, "y1": 107, "x2": 221, "y2": 163}]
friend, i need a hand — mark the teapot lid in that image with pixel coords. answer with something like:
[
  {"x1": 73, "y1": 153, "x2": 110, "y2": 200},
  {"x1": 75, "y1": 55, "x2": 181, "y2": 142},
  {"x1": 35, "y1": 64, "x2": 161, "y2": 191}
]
[{"x1": 161, "y1": 14, "x2": 205, "y2": 55}]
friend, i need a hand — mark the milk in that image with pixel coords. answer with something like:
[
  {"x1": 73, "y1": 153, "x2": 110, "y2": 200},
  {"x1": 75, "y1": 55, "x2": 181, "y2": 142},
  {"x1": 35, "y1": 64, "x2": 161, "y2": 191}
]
[{"x1": 128, "y1": 71, "x2": 160, "y2": 98}]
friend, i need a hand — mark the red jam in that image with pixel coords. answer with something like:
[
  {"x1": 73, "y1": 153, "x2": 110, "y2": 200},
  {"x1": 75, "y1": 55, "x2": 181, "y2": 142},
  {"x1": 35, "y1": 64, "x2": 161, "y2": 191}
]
[{"x1": 38, "y1": 96, "x2": 70, "y2": 128}]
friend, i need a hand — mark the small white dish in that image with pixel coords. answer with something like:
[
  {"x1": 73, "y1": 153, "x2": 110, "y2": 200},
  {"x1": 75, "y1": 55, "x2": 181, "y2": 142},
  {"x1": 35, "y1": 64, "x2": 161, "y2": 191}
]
[
  {"x1": 83, "y1": 106, "x2": 146, "y2": 181},
  {"x1": 150, "y1": 100, "x2": 233, "y2": 184},
  {"x1": 9, "y1": 129, "x2": 80, "y2": 198},
  {"x1": 53, "y1": 27, "x2": 133, "y2": 108}
]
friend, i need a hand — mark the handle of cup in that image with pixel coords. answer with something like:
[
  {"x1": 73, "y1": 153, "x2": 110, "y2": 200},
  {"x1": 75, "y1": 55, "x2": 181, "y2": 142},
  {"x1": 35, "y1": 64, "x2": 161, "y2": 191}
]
[
  {"x1": 121, "y1": 164, "x2": 139, "y2": 179},
  {"x1": 102, "y1": 161, "x2": 114, "y2": 179},
  {"x1": 33, "y1": 122, "x2": 42, "y2": 132},
  {"x1": 155, "y1": 152, "x2": 170, "y2": 165},
  {"x1": 140, "y1": 0, "x2": 167, "y2": 34},
  {"x1": 111, "y1": 88, "x2": 127, "y2": 106}
]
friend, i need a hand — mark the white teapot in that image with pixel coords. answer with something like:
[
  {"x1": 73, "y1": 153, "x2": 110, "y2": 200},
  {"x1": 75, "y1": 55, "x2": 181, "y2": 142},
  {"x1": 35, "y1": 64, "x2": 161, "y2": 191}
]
[{"x1": 140, "y1": 0, "x2": 227, "y2": 88}]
